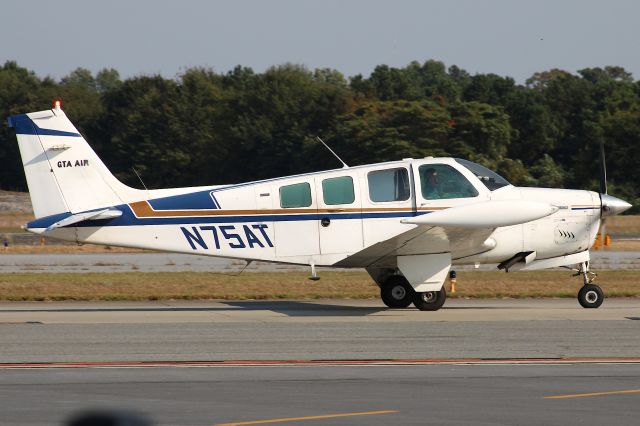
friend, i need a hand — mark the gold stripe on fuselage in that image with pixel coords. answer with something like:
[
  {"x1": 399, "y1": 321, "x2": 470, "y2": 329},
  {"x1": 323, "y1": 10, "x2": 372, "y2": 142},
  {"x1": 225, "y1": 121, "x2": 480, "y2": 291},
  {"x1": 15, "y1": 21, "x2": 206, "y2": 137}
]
[{"x1": 128, "y1": 200, "x2": 448, "y2": 219}]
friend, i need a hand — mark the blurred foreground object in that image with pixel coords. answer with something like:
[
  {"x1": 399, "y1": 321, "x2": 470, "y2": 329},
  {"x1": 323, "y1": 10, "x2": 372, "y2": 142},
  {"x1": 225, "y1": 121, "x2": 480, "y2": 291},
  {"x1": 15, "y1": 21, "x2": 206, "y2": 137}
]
[{"x1": 67, "y1": 410, "x2": 153, "y2": 426}]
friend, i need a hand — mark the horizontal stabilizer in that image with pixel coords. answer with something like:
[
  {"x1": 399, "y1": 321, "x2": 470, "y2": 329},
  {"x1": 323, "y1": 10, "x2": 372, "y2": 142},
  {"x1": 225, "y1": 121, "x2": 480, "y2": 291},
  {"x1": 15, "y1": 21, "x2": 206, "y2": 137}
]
[
  {"x1": 402, "y1": 200, "x2": 558, "y2": 228},
  {"x1": 45, "y1": 209, "x2": 122, "y2": 232}
]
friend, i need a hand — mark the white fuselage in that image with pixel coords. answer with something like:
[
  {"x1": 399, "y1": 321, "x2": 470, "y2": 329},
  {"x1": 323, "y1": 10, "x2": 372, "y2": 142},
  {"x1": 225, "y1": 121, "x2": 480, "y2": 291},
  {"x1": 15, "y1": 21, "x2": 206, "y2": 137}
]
[{"x1": 31, "y1": 157, "x2": 601, "y2": 269}]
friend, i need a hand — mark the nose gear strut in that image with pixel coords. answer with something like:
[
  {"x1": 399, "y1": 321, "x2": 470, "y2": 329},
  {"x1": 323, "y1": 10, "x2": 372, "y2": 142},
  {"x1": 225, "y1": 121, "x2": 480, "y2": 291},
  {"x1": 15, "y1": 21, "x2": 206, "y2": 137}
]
[{"x1": 570, "y1": 261, "x2": 603, "y2": 309}]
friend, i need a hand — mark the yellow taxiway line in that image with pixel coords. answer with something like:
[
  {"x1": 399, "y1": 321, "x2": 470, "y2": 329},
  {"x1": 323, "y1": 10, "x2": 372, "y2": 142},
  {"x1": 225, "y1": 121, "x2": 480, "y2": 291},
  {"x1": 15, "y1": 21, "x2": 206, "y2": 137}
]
[
  {"x1": 545, "y1": 389, "x2": 640, "y2": 399},
  {"x1": 214, "y1": 409, "x2": 399, "y2": 425}
]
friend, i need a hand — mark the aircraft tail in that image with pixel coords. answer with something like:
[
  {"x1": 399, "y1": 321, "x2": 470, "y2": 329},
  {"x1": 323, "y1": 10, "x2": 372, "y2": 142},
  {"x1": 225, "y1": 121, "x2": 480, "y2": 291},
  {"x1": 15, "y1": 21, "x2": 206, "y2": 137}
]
[{"x1": 8, "y1": 104, "x2": 141, "y2": 219}]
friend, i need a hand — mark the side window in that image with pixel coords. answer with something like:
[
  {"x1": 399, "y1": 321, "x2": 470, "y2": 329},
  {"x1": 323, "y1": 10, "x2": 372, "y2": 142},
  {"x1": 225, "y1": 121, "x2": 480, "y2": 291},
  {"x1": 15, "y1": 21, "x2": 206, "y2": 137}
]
[
  {"x1": 419, "y1": 164, "x2": 479, "y2": 200},
  {"x1": 280, "y1": 182, "x2": 312, "y2": 208},
  {"x1": 368, "y1": 168, "x2": 411, "y2": 202},
  {"x1": 322, "y1": 176, "x2": 355, "y2": 205}
]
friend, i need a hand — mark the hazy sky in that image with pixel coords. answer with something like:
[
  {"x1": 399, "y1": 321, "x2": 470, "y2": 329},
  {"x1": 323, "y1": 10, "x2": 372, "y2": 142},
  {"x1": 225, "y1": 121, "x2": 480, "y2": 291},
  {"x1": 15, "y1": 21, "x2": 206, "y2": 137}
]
[{"x1": 2, "y1": 0, "x2": 638, "y2": 83}]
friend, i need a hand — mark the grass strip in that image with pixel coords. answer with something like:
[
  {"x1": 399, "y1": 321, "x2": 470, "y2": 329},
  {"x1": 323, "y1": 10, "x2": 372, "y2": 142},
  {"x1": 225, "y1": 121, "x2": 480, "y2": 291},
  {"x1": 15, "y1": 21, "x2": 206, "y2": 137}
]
[{"x1": 0, "y1": 270, "x2": 638, "y2": 301}]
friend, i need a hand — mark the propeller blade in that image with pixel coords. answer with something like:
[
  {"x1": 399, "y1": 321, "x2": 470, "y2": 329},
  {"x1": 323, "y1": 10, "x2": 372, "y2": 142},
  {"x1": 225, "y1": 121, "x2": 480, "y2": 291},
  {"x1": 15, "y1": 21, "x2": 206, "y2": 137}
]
[{"x1": 599, "y1": 142, "x2": 607, "y2": 195}]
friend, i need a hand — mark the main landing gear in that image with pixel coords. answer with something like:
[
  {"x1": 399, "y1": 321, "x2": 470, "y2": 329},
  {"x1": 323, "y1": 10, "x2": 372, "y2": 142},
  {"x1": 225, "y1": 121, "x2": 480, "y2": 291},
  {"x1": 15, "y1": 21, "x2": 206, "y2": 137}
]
[
  {"x1": 380, "y1": 276, "x2": 413, "y2": 308},
  {"x1": 575, "y1": 261, "x2": 603, "y2": 309},
  {"x1": 380, "y1": 275, "x2": 446, "y2": 311},
  {"x1": 412, "y1": 287, "x2": 447, "y2": 311}
]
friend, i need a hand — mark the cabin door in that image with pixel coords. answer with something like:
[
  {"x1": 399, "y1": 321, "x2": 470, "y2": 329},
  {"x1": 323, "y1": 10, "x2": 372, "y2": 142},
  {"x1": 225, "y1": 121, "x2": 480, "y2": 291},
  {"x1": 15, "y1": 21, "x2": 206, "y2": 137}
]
[
  {"x1": 314, "y1": 172, "x2": 364, "y2": 255},
  {"x1": 272, "y1": 179, "x2": 320, "y2": 257}
]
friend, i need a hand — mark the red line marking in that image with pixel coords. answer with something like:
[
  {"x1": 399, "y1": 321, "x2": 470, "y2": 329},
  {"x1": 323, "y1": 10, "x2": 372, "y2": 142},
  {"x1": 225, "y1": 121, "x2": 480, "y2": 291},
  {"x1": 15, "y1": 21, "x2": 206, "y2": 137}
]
[{"x1": 2, "y1": 358, "x2": 640, "y2": 369}]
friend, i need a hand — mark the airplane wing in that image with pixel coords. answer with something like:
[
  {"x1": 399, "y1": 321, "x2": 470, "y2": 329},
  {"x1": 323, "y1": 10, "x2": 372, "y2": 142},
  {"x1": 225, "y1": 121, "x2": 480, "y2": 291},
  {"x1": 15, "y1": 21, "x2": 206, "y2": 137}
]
[
  {"x1": 334, "y1": 223, "x2": 495, "y2": 268},
  {"x1": 335, "y1": 200, "x2": 558, "y2": 269}
]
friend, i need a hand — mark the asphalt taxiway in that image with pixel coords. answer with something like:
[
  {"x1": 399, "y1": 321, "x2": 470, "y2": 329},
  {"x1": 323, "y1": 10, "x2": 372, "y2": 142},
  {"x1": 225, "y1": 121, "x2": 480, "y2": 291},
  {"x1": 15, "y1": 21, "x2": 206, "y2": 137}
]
[
  {"x1": 1, "y1": 299, "x2": 639, "y2": 362},
  {"x1": 2, "y1": 363, "x2": 640, "y2": 426},
  {"x1": 2, "y1": 299, "x2": 639, "y2": 425}
]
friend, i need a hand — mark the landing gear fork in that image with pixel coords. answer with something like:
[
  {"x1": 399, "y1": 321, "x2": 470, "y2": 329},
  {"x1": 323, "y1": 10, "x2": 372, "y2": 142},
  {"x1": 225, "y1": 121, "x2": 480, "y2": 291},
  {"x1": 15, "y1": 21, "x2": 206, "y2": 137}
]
[{"x1": 574, "y1": 261, "x2": 604, "y2": 309}]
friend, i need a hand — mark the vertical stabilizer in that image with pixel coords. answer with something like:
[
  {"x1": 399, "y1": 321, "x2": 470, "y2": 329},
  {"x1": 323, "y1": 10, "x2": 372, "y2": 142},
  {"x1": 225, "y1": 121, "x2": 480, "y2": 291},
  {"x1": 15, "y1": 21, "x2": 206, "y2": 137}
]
[{"x1": 8, "y1": 105, "x2": 141, "y2": 218}]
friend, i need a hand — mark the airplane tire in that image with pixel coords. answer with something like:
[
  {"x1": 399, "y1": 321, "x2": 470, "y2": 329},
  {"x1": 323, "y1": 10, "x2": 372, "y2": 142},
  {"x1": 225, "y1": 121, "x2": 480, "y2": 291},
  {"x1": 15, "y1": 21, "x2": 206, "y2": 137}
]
[
  {"x1": 413, "y1": 288, "x2": 446, "y2": 311},
  {"x1": 380, "y1": 276, "x2": 414, "y2": 308},
  {"x1": 578, "y1": 284, "x2": 604, "y2": 309}
]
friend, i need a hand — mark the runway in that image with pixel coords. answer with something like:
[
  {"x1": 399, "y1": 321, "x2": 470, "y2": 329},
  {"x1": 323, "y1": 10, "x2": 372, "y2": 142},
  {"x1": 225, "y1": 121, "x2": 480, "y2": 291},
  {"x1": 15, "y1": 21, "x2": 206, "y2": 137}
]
[{"x1": 2, "y1": 299, "x2": 640, "y2": 425}]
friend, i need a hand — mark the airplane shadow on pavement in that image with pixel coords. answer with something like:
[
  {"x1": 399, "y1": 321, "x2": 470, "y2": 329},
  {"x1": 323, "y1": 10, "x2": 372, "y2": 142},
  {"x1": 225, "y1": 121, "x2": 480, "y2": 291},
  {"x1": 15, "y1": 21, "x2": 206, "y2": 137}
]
[
  {"x1": 2, "y1": 301, "x2": 389, "y2": 317},
  {"x1": 223, "y1": 300, "x2": 388, "y2": 316}
]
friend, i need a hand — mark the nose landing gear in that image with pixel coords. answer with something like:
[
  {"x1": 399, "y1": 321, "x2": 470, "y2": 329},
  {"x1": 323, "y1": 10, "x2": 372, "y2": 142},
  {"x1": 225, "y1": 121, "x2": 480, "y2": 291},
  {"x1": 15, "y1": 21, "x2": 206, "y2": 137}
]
[{"x1": 574, "y1": 261, "x2": 603, "y2": 308}]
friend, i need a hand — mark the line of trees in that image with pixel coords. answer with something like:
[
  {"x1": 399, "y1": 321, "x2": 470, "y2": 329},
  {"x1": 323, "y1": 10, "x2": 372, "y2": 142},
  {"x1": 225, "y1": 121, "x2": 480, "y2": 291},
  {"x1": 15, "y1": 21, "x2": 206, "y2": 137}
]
[{"x1": 1, "y1": 60, "x2": 638, "y2": 211}]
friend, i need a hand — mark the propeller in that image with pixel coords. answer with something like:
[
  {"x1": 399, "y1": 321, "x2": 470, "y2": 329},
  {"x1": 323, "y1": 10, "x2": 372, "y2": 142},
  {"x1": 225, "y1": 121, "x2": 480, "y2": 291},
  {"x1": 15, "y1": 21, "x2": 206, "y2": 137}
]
[
  {"x1": 599, "y1": 142, "x2": 607, "y2": 195},
  {"x1": 597, "y1": 141, "x2": 632, "y2": 249},
  {"x1": 599, "y1": 142, "x2": 607, "y2": 249}
]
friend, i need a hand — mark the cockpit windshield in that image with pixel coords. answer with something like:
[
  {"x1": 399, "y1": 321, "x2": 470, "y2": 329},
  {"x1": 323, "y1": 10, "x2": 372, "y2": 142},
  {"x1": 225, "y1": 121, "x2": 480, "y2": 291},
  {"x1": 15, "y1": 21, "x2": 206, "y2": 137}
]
[{"x1": 455, "y1": 158, "x2": 511, "y2": 191}]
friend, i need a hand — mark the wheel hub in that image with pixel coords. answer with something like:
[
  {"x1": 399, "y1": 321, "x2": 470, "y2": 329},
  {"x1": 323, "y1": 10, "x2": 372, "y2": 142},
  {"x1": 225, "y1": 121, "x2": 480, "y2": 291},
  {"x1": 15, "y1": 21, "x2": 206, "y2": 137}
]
[
  {"x1": 421, "y1": 292, "x2": 436, "y2": 303},
  {"x1": 585, "y1": 290, "x2": 599, "y2": 303},
  {"x1": 391, "y1": 285, "x2": 407, "y2": 300}
]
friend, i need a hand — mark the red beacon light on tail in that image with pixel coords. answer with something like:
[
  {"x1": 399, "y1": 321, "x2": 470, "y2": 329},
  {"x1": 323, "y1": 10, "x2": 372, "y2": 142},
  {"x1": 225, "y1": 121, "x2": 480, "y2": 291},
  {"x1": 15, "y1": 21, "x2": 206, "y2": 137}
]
[{"x1": 53, "y1": 100, "x2": 62, "y2": 110}]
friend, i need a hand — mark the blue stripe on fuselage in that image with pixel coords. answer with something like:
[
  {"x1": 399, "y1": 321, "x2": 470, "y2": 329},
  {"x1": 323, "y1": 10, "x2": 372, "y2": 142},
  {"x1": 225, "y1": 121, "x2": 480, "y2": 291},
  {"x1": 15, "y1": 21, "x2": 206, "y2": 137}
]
[
  {"x1": 26, "y1": 206, "x2": 424, "y2": 229},
  {"x1": 148, "y1": 191, "x2": 220, "y2": 211},
  {"x1": 27, "y1": 204, "x2": 602, "y2": 230}
]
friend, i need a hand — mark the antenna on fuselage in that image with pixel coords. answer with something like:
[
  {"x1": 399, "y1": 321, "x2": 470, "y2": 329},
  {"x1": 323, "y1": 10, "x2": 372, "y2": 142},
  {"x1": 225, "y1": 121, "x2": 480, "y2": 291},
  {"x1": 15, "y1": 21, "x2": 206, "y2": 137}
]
[
  {"x1": 316, "y1": 136, "x2": 349, "y2": 169},
  {"x1": 132, "y1": 167, "x2": 150, "y2": 198}
]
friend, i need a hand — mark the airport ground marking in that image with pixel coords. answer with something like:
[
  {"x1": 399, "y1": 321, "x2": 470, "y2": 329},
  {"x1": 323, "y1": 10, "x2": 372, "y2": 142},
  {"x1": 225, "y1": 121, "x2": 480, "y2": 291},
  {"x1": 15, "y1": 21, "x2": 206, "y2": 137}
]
[
  {"x1": 545, "y1": 389, "x2": 640, "y2": 399},
  {"x1": 213, "y1": 409, "x2": 399, "y2": 425}
]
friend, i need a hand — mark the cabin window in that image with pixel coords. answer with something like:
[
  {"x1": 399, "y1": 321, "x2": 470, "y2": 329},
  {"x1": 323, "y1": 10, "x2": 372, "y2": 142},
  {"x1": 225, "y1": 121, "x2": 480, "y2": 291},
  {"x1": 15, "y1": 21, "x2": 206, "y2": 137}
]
[
  {"x1": 419, "y1": 164, "x2": 479, "y2": 200},
  {"x1": 322, "y1": 176, "x2": 355, "y2": 205},
  {"x1": 280, "y1": 182, "x2": 312, "y2": 208},
  {"x1": 368, "y1": 168, "x2": 411, "y2": 202}
]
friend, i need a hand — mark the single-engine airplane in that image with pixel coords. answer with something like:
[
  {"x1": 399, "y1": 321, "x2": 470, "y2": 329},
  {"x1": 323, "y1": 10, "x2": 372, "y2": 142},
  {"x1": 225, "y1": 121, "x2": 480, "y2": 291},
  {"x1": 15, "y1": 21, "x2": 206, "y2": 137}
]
[{"x1": 7, "y1": 102, "x2": 632, "y2": 310}]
